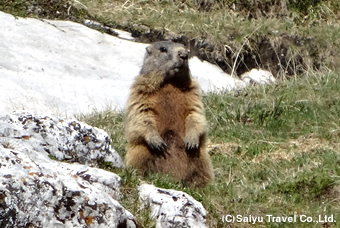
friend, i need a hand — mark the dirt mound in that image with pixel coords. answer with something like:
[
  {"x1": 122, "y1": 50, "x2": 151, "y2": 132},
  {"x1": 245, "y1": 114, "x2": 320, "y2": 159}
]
[{"x1": 132, "y1": 29, "x2": 330, "y2": 78}]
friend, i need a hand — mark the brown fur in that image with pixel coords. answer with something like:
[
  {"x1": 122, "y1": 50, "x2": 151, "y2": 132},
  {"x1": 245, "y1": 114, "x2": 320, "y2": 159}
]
[{"x1": 124, "y1": 41, "x2": 213, "y2": 187}]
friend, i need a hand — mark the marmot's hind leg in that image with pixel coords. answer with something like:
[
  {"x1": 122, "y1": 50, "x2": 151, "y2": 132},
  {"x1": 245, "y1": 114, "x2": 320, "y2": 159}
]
[
  {"x1": 125, "y1": 145, "x2": 153, "y2": 174},
  {"x1": 185, "y1": 150, "x2": 214, "y2": 187}
]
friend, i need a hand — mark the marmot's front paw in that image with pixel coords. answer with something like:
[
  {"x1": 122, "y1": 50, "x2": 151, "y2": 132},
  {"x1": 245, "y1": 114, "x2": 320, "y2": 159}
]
[
  {"x1": 184, "y1": 132, "x2": 199, "y2": 150},
  {"x1": 146, "y1": 136, "x2": 167, "y2": 153}
]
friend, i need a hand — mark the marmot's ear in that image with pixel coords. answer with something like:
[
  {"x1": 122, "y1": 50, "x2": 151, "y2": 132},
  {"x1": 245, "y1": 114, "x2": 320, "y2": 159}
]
[{"x1": 146, "y1": 46, "x2": 152, "y2": 54}]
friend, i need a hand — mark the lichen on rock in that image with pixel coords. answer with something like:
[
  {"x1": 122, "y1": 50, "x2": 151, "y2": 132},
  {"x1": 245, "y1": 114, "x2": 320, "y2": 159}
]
[
  {"x1": 138, "y1": 184, "x2": 208, "y2": 228},
  {"x1": 0, "y1": 112, "x2": 135, "y2": 227},
  {"x1": 0, "y1": 112, "x2": 124, "y2": 167},
  {"x1": 0, "y1": 148, "x2": 135, "y2": 227}
]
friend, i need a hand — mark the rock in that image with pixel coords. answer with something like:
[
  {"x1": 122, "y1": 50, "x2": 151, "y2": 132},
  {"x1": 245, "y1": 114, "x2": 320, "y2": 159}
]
[
  {"x1": 0, "y1": 149, "x2": 136, "y2": 228},
  {"x1": 138, "y1": 184, "x2": 208, "y2": 228},
  {"x1": 0, "y1": 112, "x2": 136, "y2": 228},
  {"x1": 241, "y1": 69, "x2": 276, "y2": 85},
  {"x1": 0, "y1": 112, "x2": 123, "y2": 167}
]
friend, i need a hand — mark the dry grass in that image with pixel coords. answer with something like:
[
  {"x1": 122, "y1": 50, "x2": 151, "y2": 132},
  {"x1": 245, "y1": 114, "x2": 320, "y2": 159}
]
[{"x1": 2, "y1": 0, "x2": 340, "y2": 227}]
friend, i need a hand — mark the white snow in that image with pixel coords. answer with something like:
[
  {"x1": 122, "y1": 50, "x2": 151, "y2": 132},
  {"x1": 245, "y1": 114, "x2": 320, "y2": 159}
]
[
  {"x1": 0, "y1": 11, "x2": 145, "y2": 117},
  {"x1": 189, "y1": 56, "x2": 246, "y2": 92},
  {"x1": 241, "y1": 68, "x2": 276, "y2": 85},
  {"x1": 0, "y1": 11, "x2": 274, "y2": 118}
]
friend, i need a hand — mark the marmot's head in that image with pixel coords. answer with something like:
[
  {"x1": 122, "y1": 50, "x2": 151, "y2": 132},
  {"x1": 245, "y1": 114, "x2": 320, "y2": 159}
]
[{"x1": 140, "y1": 41, "x2": 190, "y2": 82}]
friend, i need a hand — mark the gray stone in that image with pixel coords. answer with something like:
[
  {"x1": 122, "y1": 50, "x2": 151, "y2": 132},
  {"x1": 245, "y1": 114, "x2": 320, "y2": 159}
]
[
  {"x1": 0, "y1": 148, "x2": 135, "y2": 228},
  {"x1": 138, "y1": 184, "x2": 208, "y2": 228},
  {"x1": 0, "y1": 112, "x2": 124, "y2": 167},
  {"x1": 0, "y1": 112, "x2": 136, "y2": 227}
]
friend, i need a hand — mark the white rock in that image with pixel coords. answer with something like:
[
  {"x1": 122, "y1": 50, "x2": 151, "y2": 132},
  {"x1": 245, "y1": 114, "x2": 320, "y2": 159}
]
[
  {"x1": 241, "y1": 69, "x2": 276, "y2": 85},
  {"x1": 138, "y1": 184, "x2": 208, "y2": 228},
  {"x1": 0, "y1": 112, "x2": 136, "y2": 227},
  {"x1": 0, "y1": 148, "x2": 136, "y2": 228},
  {"x1": 0, "y1": 112, "x2": 124, "y2": 167}
]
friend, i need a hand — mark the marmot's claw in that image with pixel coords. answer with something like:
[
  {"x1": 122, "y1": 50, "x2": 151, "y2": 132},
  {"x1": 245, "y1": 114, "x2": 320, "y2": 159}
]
[
  {"x1": 155, "y1": 141, "x2": 167, "y2": 152},
  {"x1": 184, "y1": 132, "x2": 199, "y2": 150},
  {"x1": 185, "y1": 141, "x2": 199, "y2": 150},
  {"x1": 147, "y1": 139, "x2": 167, "y2": 153}
]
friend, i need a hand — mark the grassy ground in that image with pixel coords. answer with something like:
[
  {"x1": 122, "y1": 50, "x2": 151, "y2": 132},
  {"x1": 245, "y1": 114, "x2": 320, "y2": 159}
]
[
  {"x1": 2, "y1": 0, "x2": 340, "y2": 227},
  {"x1": 82, "y1": 70, "x2": 340, "y2": 227}
]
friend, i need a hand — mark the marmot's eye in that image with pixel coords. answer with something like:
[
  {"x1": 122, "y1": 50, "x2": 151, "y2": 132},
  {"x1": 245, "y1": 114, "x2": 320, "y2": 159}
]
[{"x1": 160, "y1": 47, "x2": 167, "y2": 53}]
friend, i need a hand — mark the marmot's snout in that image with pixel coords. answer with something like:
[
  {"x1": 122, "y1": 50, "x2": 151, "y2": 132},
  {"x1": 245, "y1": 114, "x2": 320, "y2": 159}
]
[{"x1": 178, "y1": 48, "x2": 189, "y2": 60}]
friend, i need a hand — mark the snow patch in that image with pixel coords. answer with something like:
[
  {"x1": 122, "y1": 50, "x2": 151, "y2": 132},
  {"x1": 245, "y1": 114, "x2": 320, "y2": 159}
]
[{"x1": 0, "y1": 11, "x2": 273, "y2": 118}]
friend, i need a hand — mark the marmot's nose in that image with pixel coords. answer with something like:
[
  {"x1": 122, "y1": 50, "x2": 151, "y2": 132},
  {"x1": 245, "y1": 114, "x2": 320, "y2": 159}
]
[{"x1": 178, "y1": 49, "x2": 189, "y2": 60}]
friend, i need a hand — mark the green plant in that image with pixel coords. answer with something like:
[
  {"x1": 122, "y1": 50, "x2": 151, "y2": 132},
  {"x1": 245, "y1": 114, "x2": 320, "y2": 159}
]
[{"x1": 3, "y1": 1, "x2": 340, "y2": 226}]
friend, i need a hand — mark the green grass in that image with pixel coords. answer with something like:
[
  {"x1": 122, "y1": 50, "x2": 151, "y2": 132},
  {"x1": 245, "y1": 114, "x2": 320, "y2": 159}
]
[
  {"x1": 2, "y1": 0, "x2": 340, "y2": 227},
  {"x1": 82, "y1": 71, "x2": 340, "y2": 227},
  {"x1": 205, "y1": 71, "x2": 340, "y2": 144},
  {"x1": 78, "y1": 0, "x2": 340, "y2": 72},
  {"x1": 0, "y1": 0, "x2": 90, "y2": 21}
]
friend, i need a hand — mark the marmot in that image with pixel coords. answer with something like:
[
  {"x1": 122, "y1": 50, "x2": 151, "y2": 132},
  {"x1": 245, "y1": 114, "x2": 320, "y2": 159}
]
[{"x1": 124, "y1": 41, "x2": 213, "y2": 187}]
